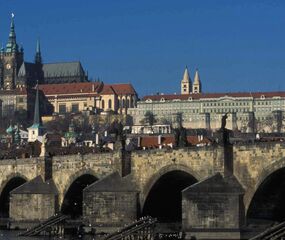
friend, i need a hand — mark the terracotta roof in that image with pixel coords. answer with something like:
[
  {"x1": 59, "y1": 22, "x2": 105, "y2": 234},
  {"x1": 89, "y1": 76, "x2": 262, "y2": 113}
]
[
  {"x1": 108, "y1": 84, "x2": 137, "y2": 95},
  {"x1": 38, "y1": 82, "x2": 136, "y2": 96},
  {"x1": 142, "y1": 91, "x2": 285, "y2": 101},
  {"x1": 187, "y1": 136, "x2": 211, "y2": 145},
  {"x1": 140, "y1": 135, "x2": 174, "y2": 148},
  {"x1": 39, "y1": 82, "x2": 102, "y2": 95},
  {"x1": 100, "y1": 85, "x2": 116, "y2": 95},
  {"x1": 139, "y1": 135, "x2": 212, "y2": 148}
]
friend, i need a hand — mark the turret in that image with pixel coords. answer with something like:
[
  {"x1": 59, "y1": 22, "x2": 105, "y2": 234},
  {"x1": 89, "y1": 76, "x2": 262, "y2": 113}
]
[
  {"x1": 192, "y1": 69, "x2": 202, "y2": 94},
  {"x1": 181, "y1": 66, "x2": 191, "y2": 95}
]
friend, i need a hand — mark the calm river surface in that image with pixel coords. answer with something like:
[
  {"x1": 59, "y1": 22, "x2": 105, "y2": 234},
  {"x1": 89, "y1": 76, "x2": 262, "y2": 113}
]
[{"x1": 0, "y1": 230, "x2": 95, "y2": 240}]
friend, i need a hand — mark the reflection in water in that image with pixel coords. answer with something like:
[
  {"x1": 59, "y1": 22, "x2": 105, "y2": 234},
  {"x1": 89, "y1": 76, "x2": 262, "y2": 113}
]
[{"x1": 0, "y1": 230, "x2": 96, "y2": 240}]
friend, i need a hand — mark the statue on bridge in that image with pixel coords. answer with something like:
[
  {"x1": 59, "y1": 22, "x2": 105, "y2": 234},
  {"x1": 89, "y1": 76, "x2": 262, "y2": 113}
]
[{"x1": 221, "y1": 113, "x2": 228, "y2": 130}]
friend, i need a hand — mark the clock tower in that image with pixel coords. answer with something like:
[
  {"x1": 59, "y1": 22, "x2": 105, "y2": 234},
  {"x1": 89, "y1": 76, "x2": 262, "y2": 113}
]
[{"x1": 0, "y1": 14, "x2": 23, "y2": 90}]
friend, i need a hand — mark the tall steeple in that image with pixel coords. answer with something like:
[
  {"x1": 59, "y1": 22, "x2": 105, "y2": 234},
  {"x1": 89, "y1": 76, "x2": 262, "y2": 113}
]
[
  {"x1": 6, "y1": 13, "x2": 18, "y2": 53},
  {"x1": 33, "y1": 84, "x2": 42, "y2": 126},
  {"x1": 181, "y1": 66, "x2": 191, "y2": 95},
  {"x1": 28, "y1": 84, "x2": 45, "y2": 142},
  {"x1": 35, "y1": 39, "x2": 42, "y2": 64},
  {"x1": 192, "y1": 69, "x2": 202, "y2": 94}
]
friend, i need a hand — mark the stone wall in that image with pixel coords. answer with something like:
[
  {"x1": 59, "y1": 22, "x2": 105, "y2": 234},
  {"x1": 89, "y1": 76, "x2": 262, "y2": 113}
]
[
  {"x1": 83, "y1": 191, "x2": 137, "y2": 227},
  {"x1": 233, "y1": 142, "x2": 285, "y2": 211},
  {"x1": 52, "y1": 152, "x2": 121, "y2": 206},
  {"x1": 10, "y1": 193, "x2": 57, "y2": 221},
  {"x1": 0, "y1": 157, "x2": 45, "y2": 195},
  {"x1": 129, "y1": 146, "x2": 225, "y2": 208}
]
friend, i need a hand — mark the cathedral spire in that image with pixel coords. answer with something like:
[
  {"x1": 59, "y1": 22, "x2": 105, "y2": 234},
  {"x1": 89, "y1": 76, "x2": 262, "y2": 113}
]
[
  {"x1": 6, "y1": 13, "x2": 18, "y2": 53},
  {"x1": 35, "y1": 39, "x2": 42, "y2": 64}
]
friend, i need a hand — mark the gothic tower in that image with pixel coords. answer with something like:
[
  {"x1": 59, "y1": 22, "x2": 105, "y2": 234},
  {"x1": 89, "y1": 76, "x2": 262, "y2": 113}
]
[
  {"x1": 0, "y1": 14, "x2": 24, "y2": 90},
  {"x1": 181, "y1": 67, "x2": 191, "y2": 95},
  {"x1": 34, "y1": 39, "x2": 44, "y2": 85},
  {"x1": 192, "y1": 69, "x2": 202, "y2": 94}
]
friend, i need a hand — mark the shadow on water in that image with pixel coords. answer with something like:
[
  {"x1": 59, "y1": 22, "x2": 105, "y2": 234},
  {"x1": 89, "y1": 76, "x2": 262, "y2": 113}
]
[{"x1": 0, "y1": 230, "x2": 96, "y2": 240}]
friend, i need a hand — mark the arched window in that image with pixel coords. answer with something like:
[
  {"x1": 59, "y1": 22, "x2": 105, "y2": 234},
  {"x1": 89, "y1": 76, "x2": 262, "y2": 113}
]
[
  {"x1": 126, "y1": 99, "x2": 130, "y2": 108},
  {"x1": 102, "y1": 100, "x2": 105, "y2": 109},
  {"x1": 108, "y1": 99, "x2": 112, "y2": 109},
  {"x1": 122, "y1": 99, "x2": 125, "y2": 108}
]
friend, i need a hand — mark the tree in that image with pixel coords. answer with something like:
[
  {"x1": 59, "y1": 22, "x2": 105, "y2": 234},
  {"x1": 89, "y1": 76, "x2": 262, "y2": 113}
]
[{"x1": 140, "y1": 111, "x2": 156, "y2": 126}]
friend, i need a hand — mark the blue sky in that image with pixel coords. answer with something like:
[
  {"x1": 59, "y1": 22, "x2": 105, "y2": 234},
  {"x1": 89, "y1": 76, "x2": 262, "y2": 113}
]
[{"x1": 0, "y1": 0, "x2": 285, "y2": 97}]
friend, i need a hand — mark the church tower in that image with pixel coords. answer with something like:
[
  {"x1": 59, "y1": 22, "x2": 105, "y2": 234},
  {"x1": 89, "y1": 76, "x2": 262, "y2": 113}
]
[
  {"x1": 0, "y1": 14, "x2": 24, "y2": 90},
  {"x1": 28, "y1": 84, "x2": 45, "y2": 142},
  {"x1": 181, "y1": 67, "x2": 191, "y2": 95},
  {"x1": 192, "y1": 69, "x2": 202, "y2": 94}
]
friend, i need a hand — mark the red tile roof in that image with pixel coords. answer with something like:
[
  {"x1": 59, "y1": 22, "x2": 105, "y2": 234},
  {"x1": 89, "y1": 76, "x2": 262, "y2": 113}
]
[
  {"x1": 38, "y1": 82, "x2": 136, "y2": 96},
  {"x1": 142, "y1": 91, "x2": 285, "y2": 101},
  {"x1": 100, "y1": 85, "x2": 116, "y2": 95},
  {"x1": 108, "y1": 84, "x2": 137, "y2": 95},
  {"x1": 39, "y1": 82, "x2": 102, "y2": 95},
  {"x1": 140, "y1": 135, "x2": 174, "y2": 148},
  {"x1": 139, "y1": 135, "x2": 212, "y2": 148}
]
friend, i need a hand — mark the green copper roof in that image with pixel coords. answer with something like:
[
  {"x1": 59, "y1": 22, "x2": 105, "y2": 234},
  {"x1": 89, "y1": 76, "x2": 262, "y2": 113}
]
[
  {"x1": 6, "y1": 15, "x2": 18, "y2": 53},
  {"x1": 28, "y1": 85, "x2": 43, "y2": 130},
  {"x1": 6, "y1": 125, "x2": 15, "y2": 134}
]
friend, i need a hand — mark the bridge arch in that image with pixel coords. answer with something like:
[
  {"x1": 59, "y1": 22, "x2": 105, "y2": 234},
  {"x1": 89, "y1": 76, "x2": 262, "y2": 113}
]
[
  {"x1": 246, "y1": 157, "x2": 285, "y2": 223},
  {"x1": 0, "y1": 173, "x2": 28, "y2": 217},
  {"x1": 141, "y1": 164, "x2": 199, "y2": 223},
  {"x1": 245, "y1": 157, "x2": 285, "y2": 212},
  {"x1": 60, "y1": 169, "x2": 98, "y2": 218}
]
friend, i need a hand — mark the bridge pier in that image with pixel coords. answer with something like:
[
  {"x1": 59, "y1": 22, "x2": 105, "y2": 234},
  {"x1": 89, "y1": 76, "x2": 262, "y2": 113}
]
[{"x1": 182, "y1": 173, "x2": 245, "y2": 240}]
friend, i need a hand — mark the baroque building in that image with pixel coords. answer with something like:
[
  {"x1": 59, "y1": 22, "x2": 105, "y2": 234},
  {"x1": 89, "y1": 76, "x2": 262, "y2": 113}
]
[
  {"x1": 39, "y1": 81, "x2": 137, "y2": 115},
  {"x1": 129, "y1": 68, "x2": 285, "y2": 133}
]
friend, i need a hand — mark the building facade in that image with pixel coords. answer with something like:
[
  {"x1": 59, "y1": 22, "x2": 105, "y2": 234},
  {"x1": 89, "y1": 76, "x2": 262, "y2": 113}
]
[
  {"x1": 39, "y1": 81, "x2": 137, "y2": 115},
  {"x1": 129, "y1": 68, "x2": 285, "y2": 133}
]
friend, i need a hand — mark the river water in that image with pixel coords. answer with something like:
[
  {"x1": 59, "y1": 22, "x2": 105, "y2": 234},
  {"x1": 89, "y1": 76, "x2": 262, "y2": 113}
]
[{"x1": 0, "y1": 230, "x2": 96, "y2": 240}]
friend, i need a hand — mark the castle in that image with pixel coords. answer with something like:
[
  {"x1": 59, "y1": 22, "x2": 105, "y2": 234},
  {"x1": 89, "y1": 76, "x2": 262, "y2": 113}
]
[
  {"x1": 129, "y1": 67, "x2": 285, "y2": 133},
  {"x1": 0, "y1": 16, "x2": 137, "y2": 119}
]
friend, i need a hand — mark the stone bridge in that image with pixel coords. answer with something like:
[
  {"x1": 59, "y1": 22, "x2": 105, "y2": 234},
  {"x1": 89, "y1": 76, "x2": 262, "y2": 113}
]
[{"x1": 0, "y1": 142, "x2": 285, "y2": 238}]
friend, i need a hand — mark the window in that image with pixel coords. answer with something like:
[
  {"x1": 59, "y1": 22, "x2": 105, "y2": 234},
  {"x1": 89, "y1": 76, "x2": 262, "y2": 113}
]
[
  {"x1": 18, "y1": 97, "x2": 23, "y2": 103},
  {"x1": 102, "y1": 100, "x2": 105, "y2": 109},
  {"x1": 59, "y1": 104, "x2": 66, "y2": 114},
  {"x1": 71, "y1": 103, "x2": 79, "y2": 113},
  {"x1": 126, "y1": 99, "x2": 130, "y2": 108},
  {"x1": 108, "y1": 99, "x2": 112, "y2": 109}
]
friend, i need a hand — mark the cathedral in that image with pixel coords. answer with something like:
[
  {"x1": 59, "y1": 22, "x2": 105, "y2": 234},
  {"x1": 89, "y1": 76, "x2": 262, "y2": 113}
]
[{"x1": 0, "y1": 16, "x2": 88, "y2": 118}]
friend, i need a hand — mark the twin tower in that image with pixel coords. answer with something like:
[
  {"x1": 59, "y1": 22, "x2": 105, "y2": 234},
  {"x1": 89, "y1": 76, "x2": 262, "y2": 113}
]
[{"x1": 181, "y1": 67, "x2": 202, "y2": 95}]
